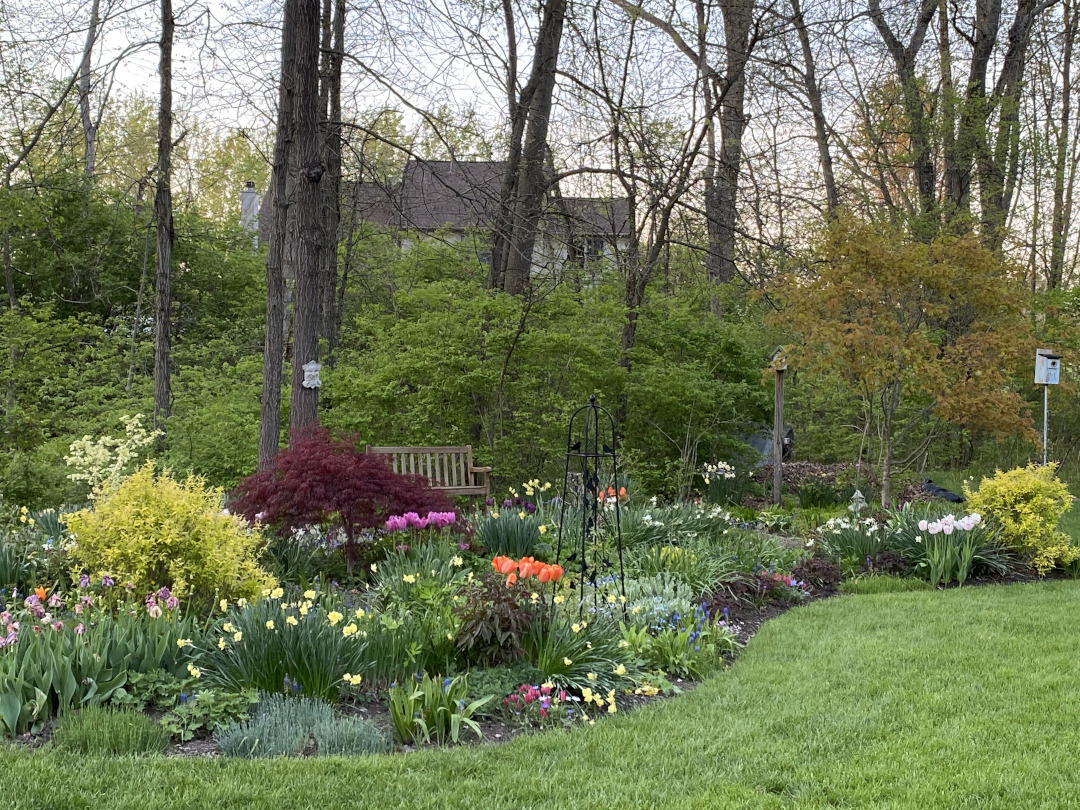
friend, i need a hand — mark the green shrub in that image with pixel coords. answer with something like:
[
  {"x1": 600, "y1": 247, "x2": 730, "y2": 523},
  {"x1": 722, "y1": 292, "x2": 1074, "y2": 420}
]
[
  {"x1": 215, "y1": 692, "x2": 389, "y2": 758},
  {"x1": 65, "y1": 462, "x2": 274, "y2": 606},
  {"x1": 621, "y1": 605, "x2": 738, "y2": 681},
  {"x1": 839, "y1": 576, "x2": 933, "y2": 595},
  {"x1": 624, "y1": 544, "x2": 739, "y2": 595},
  {"x1": 965, "y1": 463, "x2": 1078, "y2": 574},
  {"x1": 52, "y1": 706, "x2": 171, "y2": 755},
  {"x1": 387, "y1": 673, "x2": 490, "y2": 745}
]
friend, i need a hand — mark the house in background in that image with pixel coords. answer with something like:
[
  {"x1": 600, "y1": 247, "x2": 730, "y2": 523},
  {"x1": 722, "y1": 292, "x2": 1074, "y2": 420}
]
[{"x1": 347, "y1": 159, "x2": 632, "y2": 274}]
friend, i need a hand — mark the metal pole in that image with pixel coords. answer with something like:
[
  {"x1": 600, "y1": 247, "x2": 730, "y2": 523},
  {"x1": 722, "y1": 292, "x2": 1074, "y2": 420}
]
[
  {"x1": 1043, "y1": 384, "x2": 1049, "y2": 466},
  {"x1": 773, "y1": 368, "x2": 784, "y2": 505}
]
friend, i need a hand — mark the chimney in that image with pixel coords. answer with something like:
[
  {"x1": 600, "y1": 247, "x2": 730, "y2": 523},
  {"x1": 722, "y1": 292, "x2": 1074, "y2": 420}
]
[{"x1": 240, "y1": 180, "x2": 259, "y2": 248}]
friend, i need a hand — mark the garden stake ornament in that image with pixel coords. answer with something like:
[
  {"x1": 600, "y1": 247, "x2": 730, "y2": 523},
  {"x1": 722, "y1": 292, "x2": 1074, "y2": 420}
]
[{"x1": 554, "y1": 395, "x2": 627, "y2": 617}]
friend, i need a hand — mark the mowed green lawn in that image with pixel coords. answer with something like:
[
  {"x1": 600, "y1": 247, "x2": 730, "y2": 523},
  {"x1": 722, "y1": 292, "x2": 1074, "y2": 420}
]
[{"x1": 5, "y1": 581, "x2": 1080, "y2": 810}]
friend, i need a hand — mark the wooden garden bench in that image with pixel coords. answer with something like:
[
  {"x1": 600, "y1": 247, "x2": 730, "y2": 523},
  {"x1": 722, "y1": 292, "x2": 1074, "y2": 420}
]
[{"x1": 366, "y1": 445, "x2": 491, "y2": 498}]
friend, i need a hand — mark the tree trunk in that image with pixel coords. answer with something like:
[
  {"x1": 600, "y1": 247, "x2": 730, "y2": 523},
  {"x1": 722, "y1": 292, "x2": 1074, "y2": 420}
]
[
  {"x1": 501, "y1": 0, "x2": 567, "y2": 295},
  {"x1": 319, "y1": 0, "x2": 345, "y2": 361},
  {"x1": 259, "y1": 0, "x2": 300, "y2": 469},
  {"x1": 1050, "y1": 0, "x2": 1074, "y2": 289},
  {"x1": 2, "y1": 232, "x2": 13, "y2": 310},
  {"x1": 153, "y1": 0, "x2": 174, "y2": 434},
  {"x1": 791, "y1": 0, "x2": 838, "y2": 215},
  {"x1": 709, "y1": 0, "x2": 753, "y2": 285},
  {"x1": 78, "y1": 0, "x2": 101, "y2": 178},
  {"x1": 289, "y1": 0, "x2": 323, "y2": 430}
]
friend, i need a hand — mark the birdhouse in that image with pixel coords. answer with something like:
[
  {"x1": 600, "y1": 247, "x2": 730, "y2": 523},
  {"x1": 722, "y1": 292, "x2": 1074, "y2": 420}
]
[
  {"x1": 1035, "y1": 349, "x2": 1062, "y2": 385},
  {"x1": 301, "y1": 360, "x2": 322, "y2": 389},
  {"x1": 770, "y1": 346, "x2": 788, "y2": 372}
]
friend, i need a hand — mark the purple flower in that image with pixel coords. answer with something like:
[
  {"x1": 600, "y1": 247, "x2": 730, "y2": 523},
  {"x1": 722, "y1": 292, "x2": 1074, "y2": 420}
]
[
  {"x1": 47, "y1": 594, "x2": 62, "y2": 608},
  {"x1": 385, "y1": 515, "x2": 408, "y2": 532},
  {"x1": 165, "y1": 596, "x2": 179, "y2": 610},
  {"x1": 502, "y1": 499, "x2": 513, "y2": 508},
  {"x1": 51, "y1": 621, "x2": 64, "y2": 632},
  {"x1": 485, "y1": 498, "x2": 494, "y2": 506},
  {"x1": 73, "y1": 623, "x2": 85, "y2": 635},
  {"x1": 156, "y1": 586, "x2": 171, "y2": 601},
  {"x1": 102, "y1": 576, "x2": 115, "y2": 588},
  {"x1": 78, "y1": 574, "x2": 90, "y2": 589}
]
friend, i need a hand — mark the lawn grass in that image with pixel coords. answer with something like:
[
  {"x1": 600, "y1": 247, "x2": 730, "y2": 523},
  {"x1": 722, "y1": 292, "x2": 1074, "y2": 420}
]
[{"x1": 6, "y1": 581, "x2": 1080, "y2": 809}]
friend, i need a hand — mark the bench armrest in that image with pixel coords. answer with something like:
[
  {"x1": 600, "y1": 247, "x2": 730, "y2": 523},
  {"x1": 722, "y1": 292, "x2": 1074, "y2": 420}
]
[{"x1": 470, "y1": 466, "x2": 492, "y2": 473}]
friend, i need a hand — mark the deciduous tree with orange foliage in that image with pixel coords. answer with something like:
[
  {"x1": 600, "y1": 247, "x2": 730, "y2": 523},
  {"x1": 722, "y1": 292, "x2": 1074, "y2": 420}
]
[{"x1": 771, "y1": 216, "x2": 1034, "y2": 506}]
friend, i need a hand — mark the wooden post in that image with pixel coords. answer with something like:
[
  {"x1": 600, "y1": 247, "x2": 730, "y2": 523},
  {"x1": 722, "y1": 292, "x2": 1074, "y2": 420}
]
[{"x1": 773, "y1": 366, "x2": 784, "y2": 505}]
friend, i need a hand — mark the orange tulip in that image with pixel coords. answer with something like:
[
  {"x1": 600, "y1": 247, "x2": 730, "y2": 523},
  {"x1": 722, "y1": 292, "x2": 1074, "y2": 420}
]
[
  {"x1": 34, "y1": 586, "x2": 47, "y2": 602},
  {"x1": 548, "y1": 565, "x2": 563, "y2": 582},
  {"x1": 498, "y1": 557, "x2": 518, "y2": 575},
  {"x1": 618, "y1": 486, "x2": 627, "y2": 500},
  {"x1": 519, "y1": 561, "x2": 536, "y2": 579},
  {"x1": 505, "y1": 573, "x2": 517, "y2": 588},
  {"x1": 537, "y1": 566, "x2": 551, "y2": 584}
]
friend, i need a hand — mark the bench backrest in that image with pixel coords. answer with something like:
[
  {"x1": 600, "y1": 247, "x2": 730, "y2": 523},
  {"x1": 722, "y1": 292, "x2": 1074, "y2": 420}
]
[{"x1": 366, "y1": 445, "x2": 475, "y2": 490}]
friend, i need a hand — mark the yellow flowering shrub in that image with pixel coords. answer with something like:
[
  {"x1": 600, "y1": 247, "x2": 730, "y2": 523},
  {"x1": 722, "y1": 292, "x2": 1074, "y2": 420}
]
[
  {"x1": 65, "y1": 462, "x2": 274, "y2": 605},
  {"x1": 964, "y1": 463, "x2": 1078, "y2": 575}
]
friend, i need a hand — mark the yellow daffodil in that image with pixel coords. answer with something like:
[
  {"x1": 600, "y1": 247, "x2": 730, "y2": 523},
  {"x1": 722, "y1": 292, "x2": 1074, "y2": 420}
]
[
  {"x1": 530, "y1": 592, "x2": 540, "y2": 604},
  {"x1": 27, "y1": 518, "x2": 34, "y2": 527},
  {"x1": 447, "y1": 632, "x2": 454, "y2": 640},
  {"x1": 186, "y1": 663, "x2": 201, "y2": 678},
  {"x1": 608, "y1": 703, "x2": 617, "y2": 714},
  {"x1": 270, "y1": 587, "x2": 284, "y2": 599},
  {"x1": 237, "y1": 598, "x2": 247, "y2": 607},
  {"x1": 233, "y1": 630, "x2": 243, "y2": 642},
  {"x1": 613, "y1": 664, "x2": 627, "y2": 676},
  {"x1": 217, "y1": 637, "x2": 226, "y2": 650},
  {"x1": 286, "y1": 616, "x2": 298, "y2": 626},
  {"x1": 327, "y1": 611, "x2": 343, "y2": 626},
  {"x1": 265, "y1": 620, "x2": 275, "y2": 630},
  {"x1": 223, "y1": 622, "x2": 234, "y2": 633},
  {"x1": 538, "y1": 525, "x2": 548, "y2": 535},
  {"x1": 402, "y1": 574, "x2": 416, "y2": 584},
  {"x1": 572, "y1": 623, "x2": 582, "y2": 633},
  {"x1": 370, "y1": 563, "x2": 377, "y2": 572},
  {"x1": 19, "y1": 506, "x2": 27, "y2": 514},
  {"x1": 354, "y1": 608, "x2": 366, "y2": 619},
  {"x1": 587, "y1": 672, "x2": 597, "y2": 681},
  {"x1": 299, "y1": 604, "x2": 310, "y2": 616},
  {"x1": 19, "y1": 515, "x2": 26, "y2": 523},
  {"x1": 450, "y1": 556, "x2": 463, "y2": 567},
  {"x1": 542, "y1": 681, "x2": 554, "y2": 690},
  {"x1": 554, "y1": 594, "x2": 565, "y2": 604},
  {"x1": 619, "y1": 595, "x2": 627, "y2": 604},
  {"x1": 176, "y1": 638, "x2": 192, "y2": 648},
  {"x1": 220, "y1": 599, "x2": 228, "y2": 612},
  {"x1": 261, "y1": 588, "x2": 271, "y2": 597},
  {"x1": 304, "y1": 590, "x2": 316, "y2": 600},
  {"x1": 518, "y1": 511, "x2": 526, "y2": 520},
  {"x1": 563, "y1": 657, "x2": 573, "y2": 666},
  {"x1": 342, "y1": 622, "x2": 357, "y2": 637},
  {"x1": 617, "y1": 640, "x2": 629, "y2": 649},
  {"x1": 491, "y1": 510, "x2": 500, "y2": 519},
  {"x1": 582, "y1": 687, "x2": 593, "y2": 703},
  {"x1": 607, "y1": 594, "x2": 616, "y2": 604},
  {"x1": 631, "y1": 605, "x2": 641, "y2": 615}
]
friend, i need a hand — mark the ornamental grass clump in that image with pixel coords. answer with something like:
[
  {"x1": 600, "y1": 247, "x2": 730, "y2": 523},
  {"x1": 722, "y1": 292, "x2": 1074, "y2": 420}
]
[
  {"x1": 964, "y1": 463, "x2": 1078, "y2": 575},
  {"x1": 214, "y1": 692, "x2": 389, "y2": 758},
  {"x1": 52, "y1": 705, "x2": 171, "y2": 755},
  {"x1": 64, "y1": 461, "x2": 274, "y2": 607}
]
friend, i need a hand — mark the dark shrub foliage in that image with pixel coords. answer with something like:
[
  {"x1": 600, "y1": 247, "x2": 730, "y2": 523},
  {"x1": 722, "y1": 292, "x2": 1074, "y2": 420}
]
[
  {"x1": 791, "y1": 555, "x2": 842, "y2": 592},
  {"x1": 455, "y1": 572, "x2": 538, "y2": 667},
  {"x1": 232, "y1": 429, "x2": 455, "y2": 564}
]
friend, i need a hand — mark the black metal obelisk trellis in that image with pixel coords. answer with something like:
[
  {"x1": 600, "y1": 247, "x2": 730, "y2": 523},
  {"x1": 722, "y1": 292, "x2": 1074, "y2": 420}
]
[{"x1": 554, "y1": 395, "x2": 626, "y2": 617}]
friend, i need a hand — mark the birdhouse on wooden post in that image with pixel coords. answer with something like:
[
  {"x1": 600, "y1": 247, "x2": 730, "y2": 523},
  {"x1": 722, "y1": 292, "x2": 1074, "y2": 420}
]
[
  {"x1": 770, "y1": 347, "x2": 788, "y2": 505},
  {"x1": 1035, "y1": 349, "x2": 1063, "y2": 466}
]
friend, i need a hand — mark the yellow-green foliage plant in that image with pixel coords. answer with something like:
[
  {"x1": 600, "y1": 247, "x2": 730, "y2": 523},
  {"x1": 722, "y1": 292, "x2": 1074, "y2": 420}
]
[
  {"x1": 964, "y1": 463, "x2": 1078, "y2": 575},
  {"x1": 65, "y1": 462, "x2": 274, "y2": 606}
]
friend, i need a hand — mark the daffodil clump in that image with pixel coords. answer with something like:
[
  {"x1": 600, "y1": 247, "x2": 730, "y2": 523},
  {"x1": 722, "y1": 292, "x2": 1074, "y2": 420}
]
[{"x1": 198, "y1": 588, "x2": 375, "y2": 701}]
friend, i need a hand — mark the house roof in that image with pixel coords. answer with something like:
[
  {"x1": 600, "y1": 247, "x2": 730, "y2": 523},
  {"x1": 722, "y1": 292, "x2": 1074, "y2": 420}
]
[{"x1": 347, "y1": 159, "x2": 632, "y2": 238}]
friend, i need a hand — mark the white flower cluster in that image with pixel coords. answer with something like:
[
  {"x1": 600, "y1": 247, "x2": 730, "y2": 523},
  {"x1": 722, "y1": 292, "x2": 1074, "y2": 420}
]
[
  {"x1": 65, "y1": 414, "x2": 160, "y2": 496},
  {"x1": 918, "y1": 513, "x2": 981, "y2": 535},
  {"x1": 702, "y1": 461, "x2": 736, "y2": 484}
]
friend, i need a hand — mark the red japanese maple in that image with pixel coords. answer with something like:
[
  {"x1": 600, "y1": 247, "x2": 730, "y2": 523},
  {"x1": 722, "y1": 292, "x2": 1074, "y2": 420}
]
[{"x1": 231, "y1": 429, "x2": 454, "y2": 545}]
